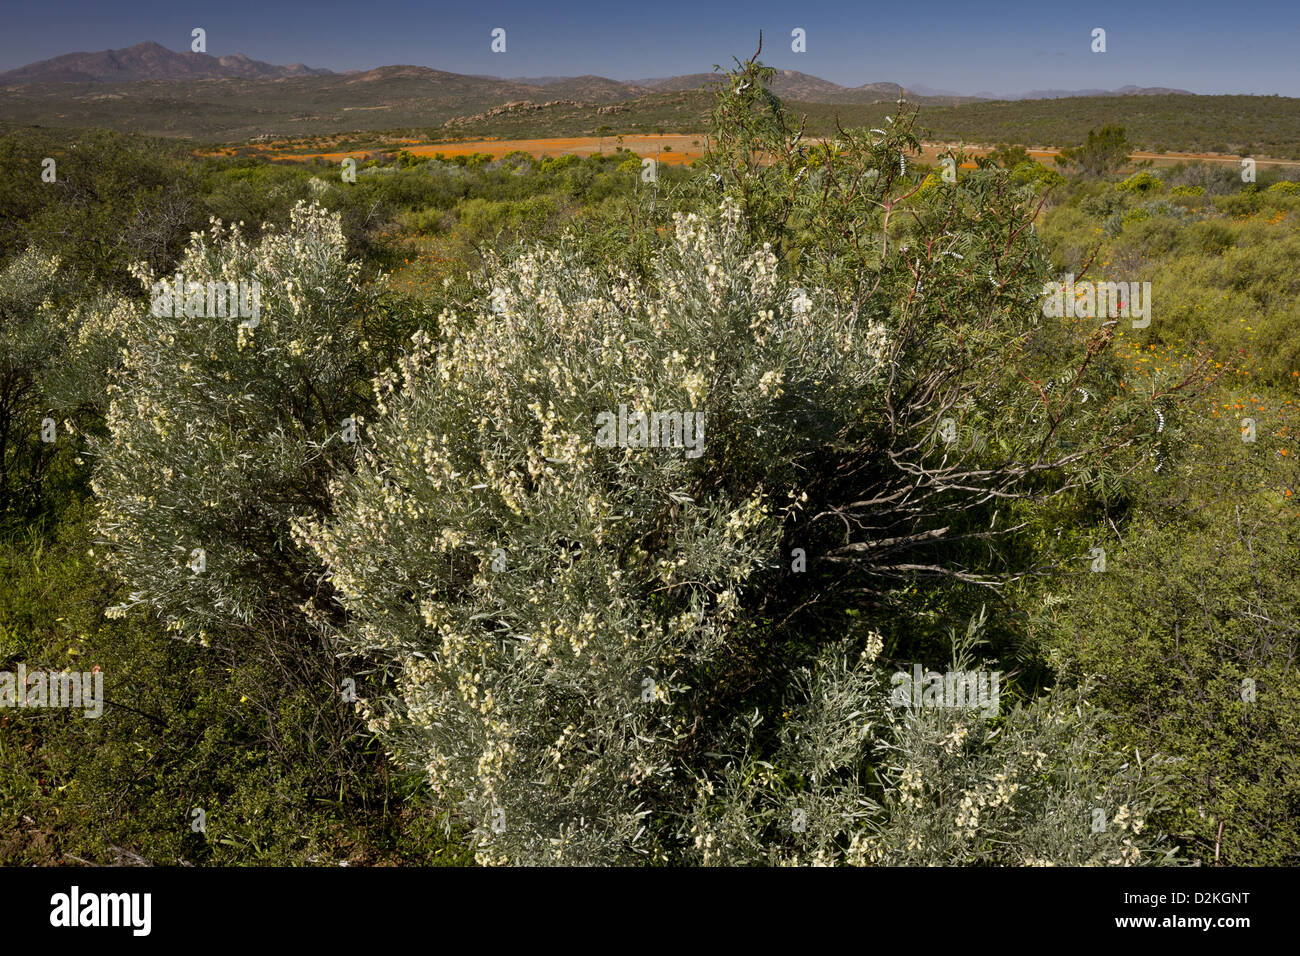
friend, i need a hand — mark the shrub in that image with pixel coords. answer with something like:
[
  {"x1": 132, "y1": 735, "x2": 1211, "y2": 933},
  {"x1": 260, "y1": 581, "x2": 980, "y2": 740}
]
[
  {"x1": 1163, "y1": 162, "x2": 1242, "y2": 196},
  {"x1": 298, "y1": 202, "x2": 891, "y2": 864},
  {"x1": 1056, "y1": 126, "x2": 1133, "y2": 177},
  {"x1": 297, "y1": 56, "x2": 1217, "y2": 865},
  {"x1": 82, "y1": 199, "x2": 432, "y2": 861},
  {"x1": 1117, "y1": 171, "x2": 1165, "y2": 194},
  {"x1": 1041, "y1": 408, "x2": 1300, "y2": 865},
  {"x1": 401, "y1": 207, "x2": 450, "y2": 236},
  {"x1": 91, "y1": 200, "x2": 382, "y2": 641},
  {"x1": 0, "y1": 249, "x2": 85, "y2": 519},
  {"x1": 986, "y1": 143, "x2": 1032, "y2": 168},
  {"x1": 0, "y1": 502, "x2": 471, "y2": 865},
  {"x1": 0, "y1": 129, "x2": 205, "y2": 290},
  {"x1": 1222, "y1": 188, "x2": 1264, "y2": 217},
  {"x1": 687, "y1": 631, "x2": 1175, "y2": 866},
  {"x1": 1106, "y1": 200, "x2": 1200, "y2": 237},
  {"x1": 1082, "y1": 189, "x2": 1129, "y2": 220},
  {"x1": 455, "y1": 196, "x2": 558, "y2": 244},
  {"x1": 1190, "y1": 219, "x2": 1235, "y2": 255}
]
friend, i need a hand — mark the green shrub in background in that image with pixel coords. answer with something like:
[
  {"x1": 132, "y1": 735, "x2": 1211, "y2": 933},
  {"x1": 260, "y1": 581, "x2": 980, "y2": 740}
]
[
  {"x1": 1038, "y1": 405, "x2": 1300, "y2": 866},
  {"x1": 0, "y1": 250, "x2": 78, "y2": 519},
  {"x1": 1117, "y1": 170, "x2": 1165, "y2": 194},
  {"x1": 0, "y1": 129, "x2": 205, "y2": 291}
]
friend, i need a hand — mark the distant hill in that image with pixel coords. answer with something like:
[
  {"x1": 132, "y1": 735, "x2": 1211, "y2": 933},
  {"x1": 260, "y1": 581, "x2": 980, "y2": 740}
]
[
  {"x1": 0, "y1": 41, "x2": 331, "y2": 84},
  {"x1": 633, "y1": 73, "x2": 724, "y2": 93},
  {"x1": 0, "y1": 45, "x2": 960, "y2": 109},
  {"x1": 504, "y1": 75, "x2": 652, "y2": 102},
  {"x1": 629, "y1": 70, "x2": 977, "y2": 105},
  {"x1": 505, "y1": 75, "x2": 650, "y2": 101},
  {"x1": 0, "y1": 42, "x2": 1293, "y2": 158},
  {"x1": 1017, "y1": 85, "x2": 1194, "y2": 99},
  {"x1": 0, "y1": 43, "x2": 1193, "y2": 106},
  {"x1": 912, "y1": 82, "x2": 1193, "y2": 100}
]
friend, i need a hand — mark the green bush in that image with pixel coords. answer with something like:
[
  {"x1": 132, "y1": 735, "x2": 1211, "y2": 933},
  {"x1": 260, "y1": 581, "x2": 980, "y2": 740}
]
[
  {"x1": 689, "y1": 635, "x2": 1175, "y2": 866},
  {"x1": 455, "y1": 195, "x2": 558, "y2": 244},
  {"x1": 1117, "y1": 171, "x2": 1165, "y2": 194},
  {"x1": 0, "y1": 129, "x2": 205, "y2": 290},
  {"x1": 0, "y1": 503, "x2": 471, "y2": 865},
  {"x1": 0, "y1": 250, "x2": 78, "y2": 519},
  {"x1": 1041, "y1": 408, "x2": 1300, "y2": 864}
]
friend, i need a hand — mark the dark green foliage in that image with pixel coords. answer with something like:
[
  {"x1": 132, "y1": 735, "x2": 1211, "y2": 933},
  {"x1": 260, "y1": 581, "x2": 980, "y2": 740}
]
[
  {"x1": 1057, "y1": 125, "x2": 1133, "y2": 177},
  {"x1": 0, "y1": 504, "x2": 471, "y2": 864},
  {"x1": 987, "y1": 143, "x2": 1032, "y2": 168},
  {"x1": 0, "y1": 129, "x2": 205, "y2": 290},
  {"x1": 1040, "y1": 410, "x2": 1300, "y2": 865}
]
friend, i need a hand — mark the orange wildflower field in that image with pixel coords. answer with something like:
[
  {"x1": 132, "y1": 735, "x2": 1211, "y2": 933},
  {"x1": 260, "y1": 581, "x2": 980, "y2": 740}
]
[{"x1": 215, "y1": 135, "x2": 1300, "y2": 171}]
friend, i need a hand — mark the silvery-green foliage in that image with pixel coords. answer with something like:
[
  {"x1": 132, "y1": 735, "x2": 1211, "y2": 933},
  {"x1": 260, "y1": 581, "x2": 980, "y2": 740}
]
[
  {"x1": 860, "y1": 684, "x2": 1176, "y2": 866},
  {"x1": 299, "y1": 201, "x2": 890, "y2": 864},
  {"x1": 93, "y1": 201, "x2": 381, "y2": 641},
  {"x1": 45, "y1": 292, "x2": 138, "y2": 414},
  {"x1": 682, "y1": 630, "x2": 889, "y2": 866},
  {"x1": 0, "y1": 247, "x2": 69, "y2": 341},
  {"x1": 0, "y1": 248, "x2": 79, "y2": 509},
  {"x1": 0, "y1": 249, "x2": 72, "y2": 406},
  {"x1": 686, "y1": 625, "x2": 1176, "y2": 866}
]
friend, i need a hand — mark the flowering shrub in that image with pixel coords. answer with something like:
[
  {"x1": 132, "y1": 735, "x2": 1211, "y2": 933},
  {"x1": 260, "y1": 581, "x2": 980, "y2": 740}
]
[
  {"x1": 92, "y1": 200, "x2": 382, "y2": 641},
  {"x1": 685, "y1": 633, "x2": 1174, "y2": 866},
  {"x1": 299, "y1": 201, "x2": 891, "y2": 864},
  {"x1": 15, "y1": 59, "x2": 1288, "y2": 866},
  {"x1": 1117, "y1": 171, "x2": 1165, "y2": 194},
  {"x1": 296, "y1": 57, "x2": 1215, "y2": 866}
]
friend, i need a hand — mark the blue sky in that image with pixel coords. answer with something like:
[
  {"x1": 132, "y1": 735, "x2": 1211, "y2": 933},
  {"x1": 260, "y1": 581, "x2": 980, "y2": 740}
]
[{"x1": 2, "y1": 0, "x2": 1297, "y2": 96}]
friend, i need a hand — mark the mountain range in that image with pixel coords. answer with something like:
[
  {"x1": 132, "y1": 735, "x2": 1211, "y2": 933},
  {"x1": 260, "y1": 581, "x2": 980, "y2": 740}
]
[
  {"x1": 0, "y1": 42, "x2": 1191, "y2": 102},
  {"x1": 0, "y1": 41, "x2": 330, "y2": 84}
]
